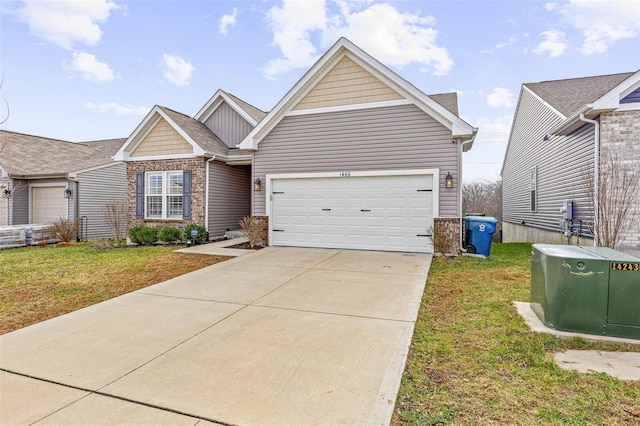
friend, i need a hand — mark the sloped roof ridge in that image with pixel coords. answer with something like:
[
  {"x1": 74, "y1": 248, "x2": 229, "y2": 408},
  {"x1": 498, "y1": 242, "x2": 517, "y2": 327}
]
[
  {"x1": 222, "y1": 91, "x2": 268, "y2": 123},
  {"x1": 158, "y1": 105, "x2": 230, "y2": 156},
  {"x1": 524, "y1": 72, "x2": 634, "y2": 116}
]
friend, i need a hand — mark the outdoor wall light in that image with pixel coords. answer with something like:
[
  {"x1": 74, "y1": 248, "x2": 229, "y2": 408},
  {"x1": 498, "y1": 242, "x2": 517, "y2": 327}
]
[
  {"x1": 445, "y1": 172, "x2": 453, "y2": 189},
  {"x1": 64, "y1": 188, "x2": 72, "y2": 198},
  {"x1": 2, "y1": 188, "x2": 11, "y2": 197},
  {"x1": 254, "y1": 177, "x2": 263, "y2": 191}
]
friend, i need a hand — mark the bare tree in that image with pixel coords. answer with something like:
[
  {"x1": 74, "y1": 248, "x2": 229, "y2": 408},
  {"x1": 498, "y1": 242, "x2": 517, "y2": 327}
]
[
  {"x1": 103, "y1": 200, "x2": 128, "y2": 247},
  {"x1": 584, "y1": 151, "x2": 639, "y2": 249},
  {"x1": 0, "y1": 76, "x2": 9, "y2": 152},
  {"x1": 239, "y1": 216, "x2": 263, "y2": 248},
  {"x1": 463, "y1": 178, "x2": 502, "y2": 242}
]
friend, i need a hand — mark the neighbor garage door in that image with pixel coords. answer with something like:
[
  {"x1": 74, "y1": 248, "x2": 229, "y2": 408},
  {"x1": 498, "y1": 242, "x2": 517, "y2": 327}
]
[
  {"x1": 31, "y1": 186, "x2": 67, "y2": 224},
  {"x1": 270, "y1": 173, "x2": 434, "y2": 253}
]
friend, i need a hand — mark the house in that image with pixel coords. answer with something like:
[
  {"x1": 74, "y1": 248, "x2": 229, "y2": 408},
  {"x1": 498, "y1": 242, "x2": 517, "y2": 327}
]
[
  {"x1": 0, "y1": 130, "x2": 127, "y2": 239},
  {"x1": 501, "y1": 70, "x2": 640, "y2": 256},
  {"x1": 115, "y1": 38, "x2": 477, "y2": 253}
]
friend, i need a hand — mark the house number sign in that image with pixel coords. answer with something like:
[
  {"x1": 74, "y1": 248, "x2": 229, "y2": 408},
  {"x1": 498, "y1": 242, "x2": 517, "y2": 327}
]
[
  {"x1": 611, "y1": 262, "x2": 639, "y2": 272},
  {"x1": 339, "y1": 171, "x2": 352, "y2": 177}
]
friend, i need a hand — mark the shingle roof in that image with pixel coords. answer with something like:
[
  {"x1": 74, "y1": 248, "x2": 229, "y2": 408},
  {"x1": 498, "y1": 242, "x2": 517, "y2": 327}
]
[
  {"x1": 429, "y1": 93, "x2": 459, "y2": 116},
  {"x1": 159, "y1": 106, "x2": 231, "y2": 156},
  {"x1": 0, "y1": 130, "x2": 125, "y2": 177},
  {"x1": 223, "y1": 91, "x2": 268, "y2": 123},
  {"x1": 524, "y1": 72, "x2": 634, "y2": 117}
]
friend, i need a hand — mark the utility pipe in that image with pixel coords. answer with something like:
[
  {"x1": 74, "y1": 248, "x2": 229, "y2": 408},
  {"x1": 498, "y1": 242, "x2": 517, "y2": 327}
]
[
  {"x1": 578, "y1": 113, "x2": 599, "y2": 247},
  {"x1": 458, "y1": 134, "x2": 476, "y2": 253}
]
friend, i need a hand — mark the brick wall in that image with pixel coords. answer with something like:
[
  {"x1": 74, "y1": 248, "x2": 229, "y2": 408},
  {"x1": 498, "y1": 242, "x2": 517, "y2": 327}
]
[
  {"x1": 600, "y1": 110, "x2": 640, "y2": 255},
  {"x1": 251, "y1": 215, "x2": 269, "y2": 247},
  {"x1": 126, "y1": 158, "x2": 207, "y2": 233}
]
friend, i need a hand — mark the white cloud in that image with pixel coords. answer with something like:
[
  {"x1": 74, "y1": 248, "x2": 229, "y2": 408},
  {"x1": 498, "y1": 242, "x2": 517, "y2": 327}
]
[
  {"x1": 162, "y1": 54, "x2": 195, "y2": 86},
  {"x1": 532, "y1": 29, "x2": 567, "y2": 58},
  {"x1": 486, "y1": 87, "x2": 516, "y2": 108},
  {"x1": 562, "y1": 0, "x2": 640, "y2": 54},
  {"x1": 219, "y1": 7, "x2": 238, "y2": 35},
  {"x1": 64, "y1": 51, "x2": 115, "y2": 83},
  {"x1": 262, "y1": 0, "x2": 453, "y2": 79},
  {"x1": 475, "y1": 115, "x2": 513, "y2": 145},
  {"x1": 16, "y1": 0, "x2": 118, "y2": 49},
  {"x1": 85, "y1": 102, "x2": 149, "y2": 116},
  {"x1": 544, "y1": 2, "x2": 557, "y2": 11}
]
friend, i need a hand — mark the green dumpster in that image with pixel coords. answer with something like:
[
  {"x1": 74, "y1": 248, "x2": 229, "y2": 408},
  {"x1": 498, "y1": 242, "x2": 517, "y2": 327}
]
[{"x1": 531, "y1": 244, "x2": 640, "y2": 339}]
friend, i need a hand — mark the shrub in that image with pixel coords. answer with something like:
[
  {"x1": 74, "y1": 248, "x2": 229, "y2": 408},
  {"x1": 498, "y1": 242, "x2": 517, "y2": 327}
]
[
  {"x1": 129, "y1": 226, "x2": 158, "y2": 245},
  {"x1": 183, "y1": 224, "x2": 208, "y2": 244},
  {"x1": 158, "y1": 226, "x2": 182, "y2": 243},
  {"x1": 239, "y1": 216, "x2": 264, "y2": 248},
  {"x1": 48, "y1": 217, "x2": 79, "y2": 243}
]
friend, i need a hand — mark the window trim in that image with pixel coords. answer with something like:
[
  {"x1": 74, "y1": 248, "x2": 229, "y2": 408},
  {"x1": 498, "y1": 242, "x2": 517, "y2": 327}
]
[{"x1": 144, "y1": 171, "x2": 183, "y2": 220}]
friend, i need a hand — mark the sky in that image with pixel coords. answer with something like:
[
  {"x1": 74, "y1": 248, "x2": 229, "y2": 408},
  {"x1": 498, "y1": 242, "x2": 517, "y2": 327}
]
[{"x1": 1, "y1": 0, "x2": 639, "y2": 182}]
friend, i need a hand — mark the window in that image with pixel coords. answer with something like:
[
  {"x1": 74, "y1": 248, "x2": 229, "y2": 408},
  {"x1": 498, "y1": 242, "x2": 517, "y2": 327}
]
[
  {"x1": 145, "y1": 171, "x2": 183, "y2": 219},
  {"x1": 530, "y1": 166, "x2": 537, "y2": 212}
]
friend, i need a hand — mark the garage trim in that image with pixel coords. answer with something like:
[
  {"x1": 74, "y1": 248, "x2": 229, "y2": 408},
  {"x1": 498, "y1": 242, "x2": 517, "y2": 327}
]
[{"x1": 265, "y1": 168, "x2": 439, "y2": 251}]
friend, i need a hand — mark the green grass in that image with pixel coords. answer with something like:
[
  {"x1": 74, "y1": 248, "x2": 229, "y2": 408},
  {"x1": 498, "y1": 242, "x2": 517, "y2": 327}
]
[
  {"x1": 393, "y1": 243, "x2": 640, "y2": 425},
  {"x1": 0, "y1": 243, "x2": 230, "y2": 334}
]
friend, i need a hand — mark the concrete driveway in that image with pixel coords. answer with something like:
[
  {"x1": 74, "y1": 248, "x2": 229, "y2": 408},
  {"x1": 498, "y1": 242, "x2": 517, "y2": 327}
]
[{"x1": 1, "y1": 247, "x2": 431, "y2": 425}]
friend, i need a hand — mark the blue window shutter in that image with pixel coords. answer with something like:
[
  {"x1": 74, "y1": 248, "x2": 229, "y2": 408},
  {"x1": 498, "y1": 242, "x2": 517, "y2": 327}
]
[
  {"x1": 183, "y1": 170, "x2": 192, "y2": 219},
  {"x1": 136, "y1": 172, "x2": 144, "y2": 219}
]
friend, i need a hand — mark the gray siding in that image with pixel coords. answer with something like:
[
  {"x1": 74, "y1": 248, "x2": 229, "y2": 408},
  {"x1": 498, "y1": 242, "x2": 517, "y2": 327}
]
[
  {"x1": 76, "y1": 163, "x2": 127, "y2": 239},
  {"x1": 502, "y1": 88, "x2": 595, "y2": 237},
  {"x1": 204, "y1": 102, "x2": 254, "y2": 148},
  {"x1": 208, "y1": 161, "x2": 251, "y2": 237},
  {"x1": 11, "y1": 179, "x2": 29, "y2": 224},
  {"x1": 253, "y1": 104, "x2": 458, "y2": 216},
  {"x1": 67, "y1": 181, "x2": 78, "y2": 221}
]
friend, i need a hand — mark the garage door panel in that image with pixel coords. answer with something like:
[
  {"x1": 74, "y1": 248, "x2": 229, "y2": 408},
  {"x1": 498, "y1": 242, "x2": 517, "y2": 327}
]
[
  {"x1": 270, "y1": 174, "x2": 434, "y2": 253},
  {"x1": 32, "y1": 186, "x2": 67, "y2": 224}
]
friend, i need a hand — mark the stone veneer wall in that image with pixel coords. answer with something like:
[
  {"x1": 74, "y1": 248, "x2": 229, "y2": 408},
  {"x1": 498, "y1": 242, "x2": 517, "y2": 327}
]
[
  {"x1": 251, "y1": 215, "x2": 269, "y2": 247},
  {"x1": 126, "y1": 158, "x2": 207, "y2": 232},
  {"x1": 600, "y1": 110, "x2": 640, "y2": 256},
  {"x1": 434, "y1": 217, "x2": 460, "y2": 256}
]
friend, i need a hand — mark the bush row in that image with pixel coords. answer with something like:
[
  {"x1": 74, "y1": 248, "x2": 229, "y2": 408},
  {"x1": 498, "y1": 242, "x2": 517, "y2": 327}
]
[{"x1": 129, "y1": 225, "x2": 208, "y2": 246}]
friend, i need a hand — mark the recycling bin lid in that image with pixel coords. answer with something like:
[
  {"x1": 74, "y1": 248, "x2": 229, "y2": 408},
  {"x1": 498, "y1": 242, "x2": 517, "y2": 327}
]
[{"x1": 464, "y1": 216, "x2": 498, "y2": 224}]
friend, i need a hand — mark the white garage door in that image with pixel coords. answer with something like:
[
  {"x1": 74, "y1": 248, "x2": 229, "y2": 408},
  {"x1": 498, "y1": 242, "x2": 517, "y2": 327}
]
[
  {"x1": 270, "y1": 173, "x2": 434, "y2": 253},
  {"x1": 32, "y1": 186, "x2": 67, "y2": 224}
]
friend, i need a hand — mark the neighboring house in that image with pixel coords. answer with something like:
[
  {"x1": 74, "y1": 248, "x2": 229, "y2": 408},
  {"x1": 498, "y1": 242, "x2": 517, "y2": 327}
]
[
  {"x1": 502, "y1": 70, "x2": 640, "y2": 256},
  {"x1": 115, "y1": 37, "x2": 477, "y2": 253},
  {"x1": 0, "y1": 130, "x2": 127, "y2": 239}
]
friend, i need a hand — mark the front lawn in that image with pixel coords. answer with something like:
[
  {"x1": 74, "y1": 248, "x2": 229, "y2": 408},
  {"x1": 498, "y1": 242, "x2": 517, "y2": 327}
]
[
  {"x1": 393, "y1": 243, "x2": 640, "y2": 425},
  {"x1": 0, "y1": 243, "x2": 230, "y2": 334}
]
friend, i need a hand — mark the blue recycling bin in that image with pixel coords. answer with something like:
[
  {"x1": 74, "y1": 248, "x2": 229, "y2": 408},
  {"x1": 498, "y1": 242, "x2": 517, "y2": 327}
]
[{"x1": 463, "y1": 216, "x2": 498, "y2": 256}]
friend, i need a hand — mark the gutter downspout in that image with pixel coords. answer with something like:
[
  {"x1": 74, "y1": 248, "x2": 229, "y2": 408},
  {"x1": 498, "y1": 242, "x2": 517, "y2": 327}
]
[
  {"x1": 578, "y1": 113, "x2": 599, "y2": 247},
  {"x1": 204, "y1": 157, "x2": 216, "y2": 233},
  {"x1": 458, "y1": 129, "x2": 478, "y2": 253}
]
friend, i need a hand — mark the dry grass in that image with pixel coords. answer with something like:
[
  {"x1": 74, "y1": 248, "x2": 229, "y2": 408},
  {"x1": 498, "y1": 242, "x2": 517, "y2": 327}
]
[
  {"x1": 393, "y1": 243, "x2": 640, "y2": 425},
  {"x1": 0, "y1": 243, "x2": 230, "y2": 334}
]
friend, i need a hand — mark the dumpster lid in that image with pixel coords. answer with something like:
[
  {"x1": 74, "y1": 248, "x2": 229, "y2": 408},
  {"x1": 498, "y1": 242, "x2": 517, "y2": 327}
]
[
  {"x1": 532, "y1": 244, "x2": 607, "y2": 260},
  {"x1": 580, "y1": 246, "x2": 640, "y2": 262}
]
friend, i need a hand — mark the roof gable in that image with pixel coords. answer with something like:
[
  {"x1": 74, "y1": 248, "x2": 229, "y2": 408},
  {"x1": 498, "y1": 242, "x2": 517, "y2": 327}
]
[
  {"x1": 114, "y1": 105, "x2": 230, "y2": 161},
  {"x1": 239, "y1": 37, "x2": 476, "y2": 152},
  {"x1": 292, "y1": 55, "x2": 404, "y2": 110},
  {"x1": 194, "y1": 89, "x2": 266, "y2": 126}
]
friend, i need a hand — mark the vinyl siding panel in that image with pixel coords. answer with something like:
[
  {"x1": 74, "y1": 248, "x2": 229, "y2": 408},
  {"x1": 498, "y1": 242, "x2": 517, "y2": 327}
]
[
  {"x1": 208, "y1": 162, "x2": 251, "y2": 237},
  {"x1": 620, "y1": 86, "x2": 640, "y2": 104},
  {"x1": 253, "y1": 104, "x2": 458, "y2": 216},
  {"x1": 76, "y1": 163, "x2": 127, "y2": 239},
  {"x1": 204, "y1": 102, "x2": 254, "y2": 148},
  {"x1": 130, "y1": 119, "x2": 193, "y2": 157},
  {"x1": 503, "y1": 88, "x2": 594, "y2": 237},
  {"x1": 294, "y1": 56, "x2": 404, "y2": 110}
]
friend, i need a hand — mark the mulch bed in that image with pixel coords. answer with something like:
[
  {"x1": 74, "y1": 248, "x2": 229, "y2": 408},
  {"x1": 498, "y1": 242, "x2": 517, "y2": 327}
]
[{"x1": 226, "y1": 241, "x2": 263, "y2": 250}]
